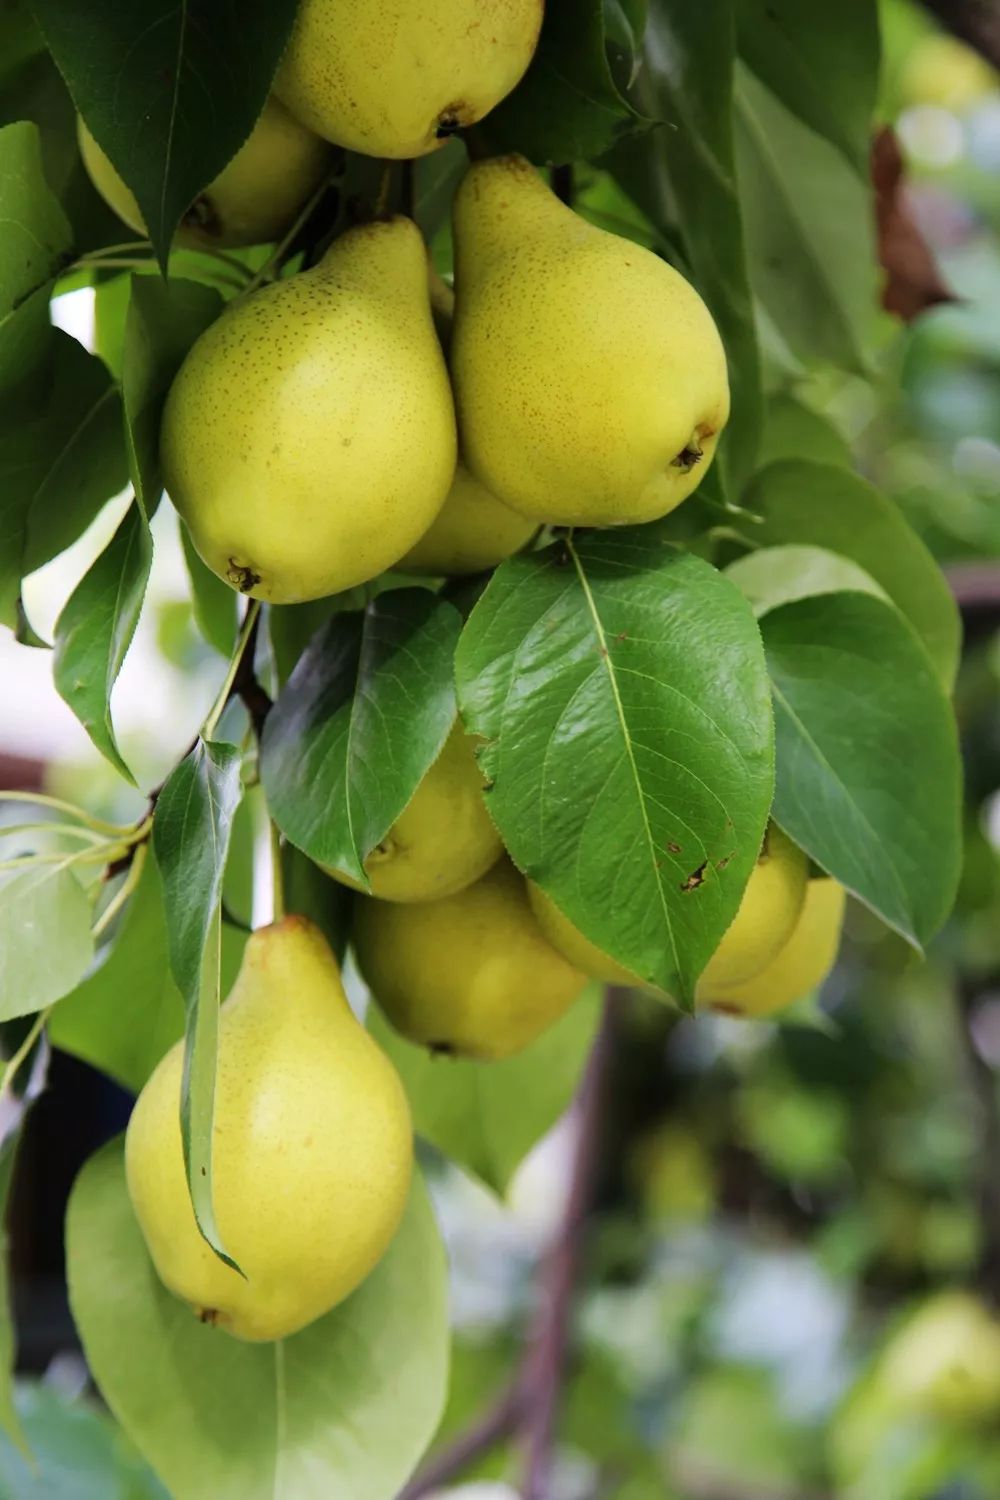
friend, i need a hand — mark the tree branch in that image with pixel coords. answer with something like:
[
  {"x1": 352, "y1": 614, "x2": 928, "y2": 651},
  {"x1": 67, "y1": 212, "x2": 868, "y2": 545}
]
[
  {"x1": 916, "y1": 0, "x2": 1000, "y2": 72},
  {"x1": 397, "y1": 1383, "x2": 525, "y2": 1500}
]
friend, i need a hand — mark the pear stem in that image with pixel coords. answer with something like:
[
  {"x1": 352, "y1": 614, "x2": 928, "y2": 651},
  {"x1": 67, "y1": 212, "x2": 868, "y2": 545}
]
[
  {"x1": 202, "y1": 601, "x2": 262, "y2": 743},
  {"x1": 92, "y1": 841, "x2": 148, "y2": 941},
  {"x1": 241, "y1": 166, "x2": 340, "y2": 297}
]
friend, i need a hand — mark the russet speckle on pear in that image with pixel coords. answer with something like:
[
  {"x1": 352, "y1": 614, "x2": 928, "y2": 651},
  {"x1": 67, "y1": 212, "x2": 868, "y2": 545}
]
[{"x1": 160, "y1": 216, "x2": 457, "y2": 604}]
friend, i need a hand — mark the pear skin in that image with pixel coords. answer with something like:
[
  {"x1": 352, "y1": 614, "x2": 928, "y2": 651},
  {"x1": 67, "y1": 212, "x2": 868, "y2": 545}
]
[
  {"x1": 696, "y1": 824, "x2": 809, "y2": 998},
  {"x1": 161, "y1": 216, "x2": 457, "y2": 603},
  {"x1": 78, "y1": 97, "x2": 332, "y2": 249},
  {"x1": 327, "y1": 720, "x2": 503, "y2": 902},
  {"x1": 451, "y1": 154, "x2": 730, "y2": 526},
  {"x1": 353, "y1": 859, "x2": 587, "y2": 1060},
  {"x1": 275, "y1": 0, "x2": 542, "y2": 158},
  {"x1": 701, "y1": 878, "x2": 845, "y2": 1019},
  {"x1": 527, "y1": 882, "x2": 648, "y2": 989},
  {"x1": 125, "y1": 917, "x2": 412, "y2": 1341}
]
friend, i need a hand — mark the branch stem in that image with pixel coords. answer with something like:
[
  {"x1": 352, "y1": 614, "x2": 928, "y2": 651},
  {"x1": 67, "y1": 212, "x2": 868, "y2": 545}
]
[{"x1": 202, "y1": 600, "x2": 261, "y2": 742}]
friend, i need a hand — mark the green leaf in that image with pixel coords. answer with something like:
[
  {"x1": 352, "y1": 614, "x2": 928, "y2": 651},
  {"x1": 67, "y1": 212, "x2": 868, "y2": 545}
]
[
  {"x1": 761, "y1": 592, "x2": 962, "y2": 946},
  {"x1": 368, "y1": 989, "x2": 601, "y2": 1195},
  {"x1": 261, "y1": 592, "x2": 462, "y2": 886},
  {"x1": 53, "y1": 501, "x2": 152, "y2": 784},
  {"x1": 0, "y1": 1381, "x2": 168, "y2": 1499},
  {"x1": 726, "y1": 544, "x2": 888, "y2": 617},
  {"x1": 29, "y1": 1, "x2": 300, "y2": 268},
  {"x1": 0, "y1": 121, "x2": 70, "y2": 321},
  {"x1": 454, "y1": 530, "x2": 774, "y2": 1004},
  {"x1": 0, "y1": 330, "x2": 126, "y2": 630},
  {"x1": 122, "y1": 275, "x2": 222, "y2": 516},
  {"x1": 758, "y1": 393, "x2": 852, "y2": 470},
  {"x1": 152, "y1": 741, "x2": 243, "y2": 1265},
  {"x1": 736, "y1": 0, "x2": 880, "y2": 171},
  {"x1": 181, "y1": 524, "x2": 236, "y2": 658},
  {"x1": 50, "y1": 851, "x2": 247, "y2": 1095},
  {"x1": 67, "y1": 1139, "x2": 449, "y2": 1500},
  {"x1": 484, "y1": 0, "x2": 646, "y2": 162},
  {"x1": 0, "y1": 1125, "x2": 30, "y2": 1455},
  {"x1": 281, "y1": 846, "x2": 353, "y2": 964},
  {"x1": 739, "y1": 460, "x2": 961, "y2": 687},
  {"x1": 734, "y1": 66, "x2": 877, "y2": 373},
  {"x1": 610, "y1": 1, "x2": 762, "y2": 495},
  {"x1": 0, "y1": 863, "x2": 93, "y2": 1019}
]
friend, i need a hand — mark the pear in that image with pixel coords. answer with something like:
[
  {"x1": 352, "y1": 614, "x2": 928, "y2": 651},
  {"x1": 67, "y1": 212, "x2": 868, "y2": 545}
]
[
  {"x1": 125, "y1": 916, "x2": 412, "y2": 1342},
  {"x1": 451, "y1": 154, "x2": 730, "y2": 526},
  {"x1": 875, "y1": 1291, "x2": 1000, "y2": 1424},
  {"x1": 353, "y1": 859, "x2": 587, "y2": 1060},
  {"x1": 400, "y1": 273, "x2": 536, "y2": 575},
  {"x1": 161, "y1": 216, "x2": 457, "y2": 603},
  {"x1": 700, "y1": 878, "x2": 845, "y2": 1019},
  {"x1": 78, "y1": 97, "x2": 332, "y2": 249},
  {"x1": 274, "y1": 0, "x2": 542, "y2": 159},
  {"x1": 327, "y1": 719, "x2": 503, "y2": 901},
  {"x1": 527, "y1": 882, "x2": 650, "y2": 990},
  {"x1": 695, "y1": 824, "x2": 808, "y2": 1001}
]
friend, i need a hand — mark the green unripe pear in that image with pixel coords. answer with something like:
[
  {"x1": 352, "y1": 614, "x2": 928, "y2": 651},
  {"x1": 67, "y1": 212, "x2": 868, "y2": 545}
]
[
  {"x1": 78, "y1": 97, "x2": 332, "y2": 248},
  {"x1": 451, "y1": 154, "x2": 730, "y2": 527},
  {"x1": 275, "y1": 0, "x2": 542, "y2": 159},
  {"x1": 702, "y1": 877, "x2": 845, "y2": 1019},
  {"x1": 696, "y1": 824, "x2": 808, "y2": 1001},
  {"x1": 161, "y1": 216, "x2": 457, "y2": 603},
  {"x1": 327, "y1": 720, "x2": 503, "y2": 902},
  {"x1": 353, "y1": 859, "x2": 587, "y2": 1060},
  {"x1": 125, "y1": 917, "x2": 412, "y2": 1342}
]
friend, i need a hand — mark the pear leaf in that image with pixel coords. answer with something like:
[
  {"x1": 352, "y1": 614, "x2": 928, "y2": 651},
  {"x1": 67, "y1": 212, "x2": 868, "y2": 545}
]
[
  {"x1": 152, "y1": 741, "x2": 243, "y2": 1268},
  {"x1": 261, "y1": 591, "x2": 461, "y2": 887},
  {"x1": 455, "y1": 528, "x2": 774, "y2": 1006},
  {"x1": 67, "y1": 1140, "x2": 449, "y2": 1500},
  {"x1": 0, "y1": 862, "x2": 93, "y2": 1020}
]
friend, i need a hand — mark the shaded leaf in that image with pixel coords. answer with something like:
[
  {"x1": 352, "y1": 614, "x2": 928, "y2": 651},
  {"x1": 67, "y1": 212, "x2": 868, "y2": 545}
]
[
  {"x1": 0, "y1": 862, "x2": 93, "y2": 1020},
  {"x1": 0, "y1": 120, "x2": 70, "y2": 321},
  {"x1": 762, "y1": 592, "x2": 961, "y2": 946},
  {"x1": 181, "y1": 524, "x2": 236, "y2": 658},
  {"x1": 67, "y1": 1140, "x2": 449, "y2": 1500},
  {"x1": 455, "y1": 529, "x2": 774, "y2": 1004},
  {"x1": 261, "y1": 592, "x2": 461, "y2": 886},
  {"x1": 53, "y1": 501, "x2": 152, "y2": 783},
  {"x1": 0, "y1": 1381, "x2": 168, "y2": 1498}
]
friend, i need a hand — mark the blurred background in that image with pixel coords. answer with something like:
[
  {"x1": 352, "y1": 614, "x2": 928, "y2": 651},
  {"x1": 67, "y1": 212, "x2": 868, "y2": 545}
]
[{"x1": 3, "y1": 1, "x2": 1000, "y2": 1496}]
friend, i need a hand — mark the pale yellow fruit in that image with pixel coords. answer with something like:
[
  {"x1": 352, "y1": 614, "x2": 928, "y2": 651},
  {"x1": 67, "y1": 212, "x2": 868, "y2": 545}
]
[
  {"x1": 527, "y1": 882, "x2": 644, "y2": 988},
  {"x1": 697, "y1": 824, "x2": 808, "y2": 998},
  {"x1": 353, "y1": 859, "x2": 587, "y2": 1060},
  {"x1": 78, "y1": 98, "x2": 331, "y2": 249},
  {"x1": 451, "y1": 154, "x2": 730, "y2": 526},
  {"x1": 161, "y1": 215, "x2": 457, "y2": 603},
  {"x1": 399, "y1": 452, "x2": 537, "y2": 575},
  {"x1": 702, "y1": 877, "x2": 844, "y2": 1019},
  {"x1": 274, "y1": 0, "x2": 542, "y2": 159},
  {"x1": 125, "y1": 916, "x2": 412, "y2": 1342},
  {"x1": 875, "y1": 1291, "x2": 1000, "y2": 1424},
  {"x1": 327, "y1": 720, "x2": 503, "y2": 901},
  {"x1": 900, "y1": 35, "x2": 996, "y2": 112}
]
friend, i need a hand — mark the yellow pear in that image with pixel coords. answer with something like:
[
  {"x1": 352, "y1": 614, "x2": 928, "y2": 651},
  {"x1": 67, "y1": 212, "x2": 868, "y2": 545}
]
[
  {"x1": 451, "y1": 154, "x2": 730, "y2": 526},
  {"x1": 161, "y1": 215, "x2": 457, "y2": 603},
  {"x1": 125, "y1": 916, "x2": 412, "y2": 1342},
  {"x1": 353, "y1": 859, "x2": 587, "y2": 1060},
  {"x1": 527, "y1": 882, "x2": 646, "y2": 989},
  {"x1": 875, "y1": 1291, "x2": 1000, "y2": 1424},
  {"x1": 701, "y1": 877, "x2": 845, "y2": 1019},
  {"x1": 399, "y1": 274, "x2": 536, "y2": 574},
  {"x1": 327, "y1": 720, "x2": 503, "y2": 901},
  {"x1": 78, "y1": 98, "x2": 332, "y2": 249},
  {"x1": 274, "y1": 0, "x2": 542, "y2": 159},
  {"x1": 696, "y1": 824, "x2": 808, "y2": 997}
]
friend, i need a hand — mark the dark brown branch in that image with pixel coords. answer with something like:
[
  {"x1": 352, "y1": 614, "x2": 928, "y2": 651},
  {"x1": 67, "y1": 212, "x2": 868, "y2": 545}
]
[
  {"x1": 229, "y1": 606, "x2": 272, "y2": 738},
  {"x1": 397, "y1": 1383, "x2": 524, "y2": 1500},
  {"x1": 520, "y1": 991, "x2": 620, "y2": 1499},
  {"x1": 916, "y1": 0, "x2": 1000, "y2": 72}
]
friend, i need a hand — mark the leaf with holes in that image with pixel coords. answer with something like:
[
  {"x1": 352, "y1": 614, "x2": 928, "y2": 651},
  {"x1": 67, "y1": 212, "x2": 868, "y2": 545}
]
[
  {"x1": 29, "y1": 0, "x2": 300, "y2": 267},
  {"x1": 152, "y1": 741, "x2": 243, "y2": 1266},
  {"x1": 761, "y1": 592, "x2": 961, "y2": 946},
  {"x1": 261, "y1": 592, "x2": 462, "y2": 887},
  {"x1": 455, "y1": 528, "x2": 774, "y2": 1006},
  {"x1": 53, "y1": 500, "x2": 152, "y2": 784}
]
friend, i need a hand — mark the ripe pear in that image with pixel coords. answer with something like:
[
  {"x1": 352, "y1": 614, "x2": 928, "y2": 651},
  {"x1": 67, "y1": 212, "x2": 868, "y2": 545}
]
[
  {"x1": 353, "y1": 859, "x2": 587, "y2": 1060},
  {"x1": 527, "y1": 882, "x2": 647, "y2": 989},
  {"x1": 327, "y1": 719, "x2": 503, "y2": 901},
  {"x1": 696, "y1": 824, "x2": 808, "y2": 998},
  {"x1": 274, "y1": 0, "x2": 542, "y2": 159},
  {"x1": 78, "y1": 97, "x2": 332, "y2": 249},
  {"x1": 125, "y1": 916, "x2": 412, "y2": 1342},
  {"x1": 161, "y1": 216, "x2": 457, "y2": 603},
  {"x1": 702, "y1": 878, "x2": 845, "y2": 1019},
  {"x1": 451, "y1": 155, "x2": 730, "y2": 526}
]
